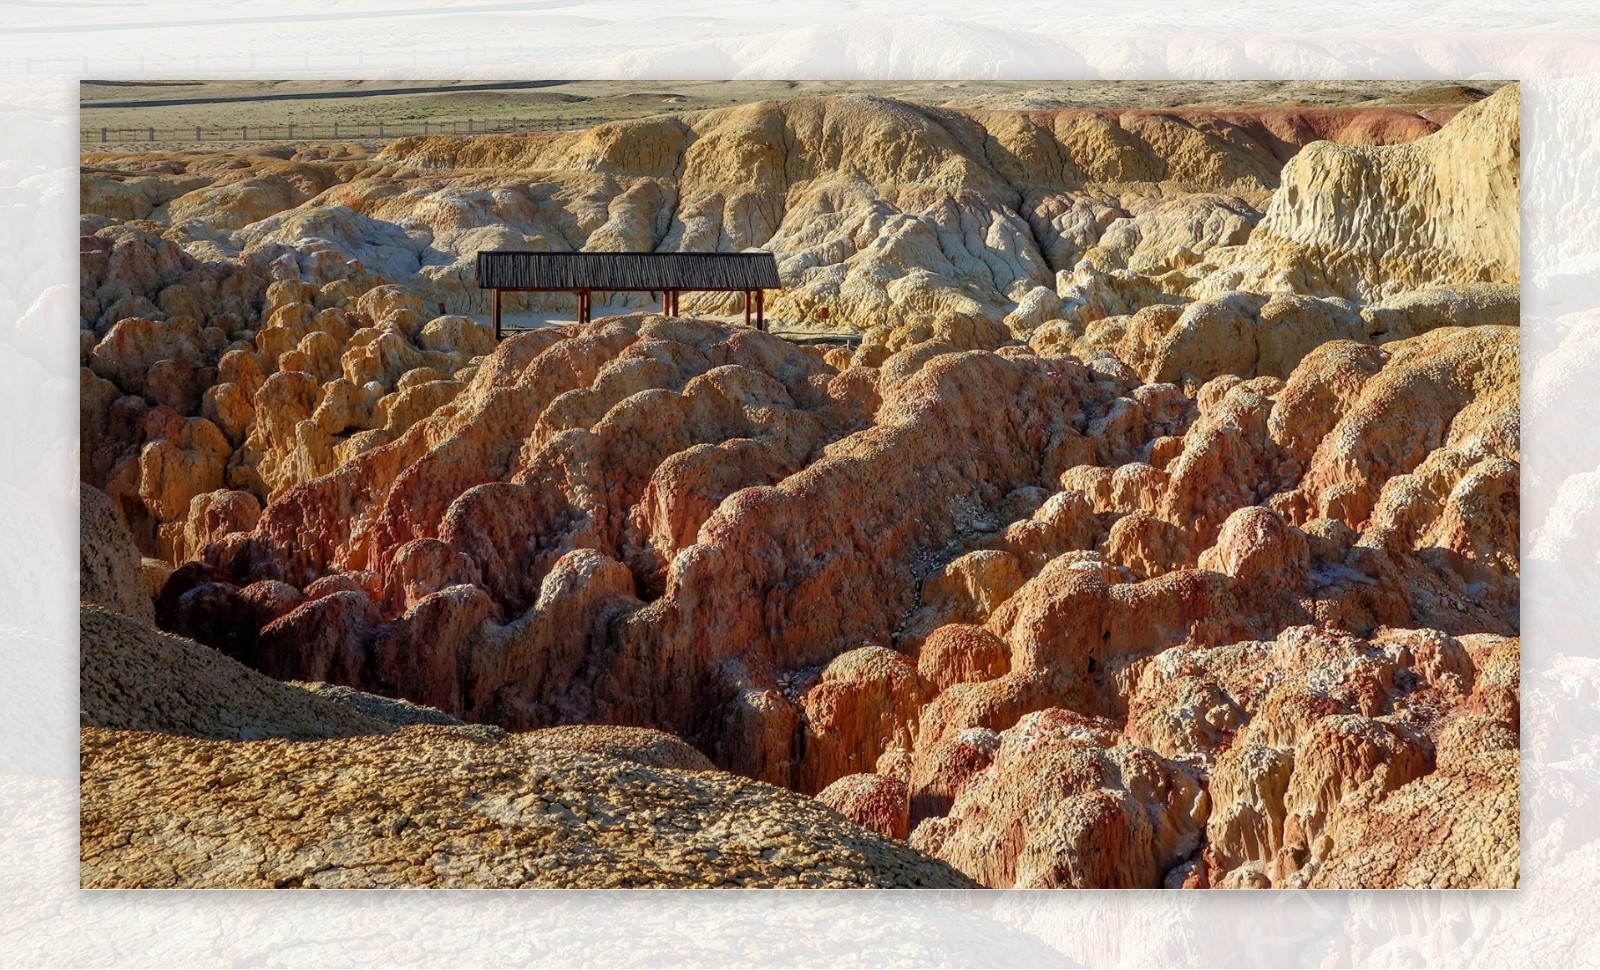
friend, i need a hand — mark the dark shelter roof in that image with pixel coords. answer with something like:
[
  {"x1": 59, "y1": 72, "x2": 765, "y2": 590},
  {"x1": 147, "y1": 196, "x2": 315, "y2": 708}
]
[{"x1": 477, "y1": 251, "x2": 782, "y2": 290}]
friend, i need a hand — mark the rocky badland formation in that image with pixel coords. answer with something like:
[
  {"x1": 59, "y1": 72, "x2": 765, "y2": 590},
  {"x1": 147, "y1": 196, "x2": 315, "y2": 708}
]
[{"x1": 79, "y1": 83, "x2": 1519, "y2": 889}]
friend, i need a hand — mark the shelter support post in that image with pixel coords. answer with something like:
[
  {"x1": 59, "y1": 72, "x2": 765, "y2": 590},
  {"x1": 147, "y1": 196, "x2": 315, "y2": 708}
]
[
  {"x1": 492, "y1": 288, "x2": 501, "y2": 340},
  {"x1": 756, "y1": 289, "x2": 765, "y2": 331}
]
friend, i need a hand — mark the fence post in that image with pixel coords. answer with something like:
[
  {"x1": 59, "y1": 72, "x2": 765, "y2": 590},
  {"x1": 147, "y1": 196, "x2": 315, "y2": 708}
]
[
  {"x1": 468, "y1": 118, "x2": 473, "y2": 134},
  {"x1": 378, "y1": 121, "x2": 384, "y2": 136},
  {"x1": 334, "y1": 122, "x2": 339, "y2": 138},
  {"x1": 147, "y1": 127, "x2": 153, "y2": 142},
  {"x1": 288, "y1": 123, "x2": 293, "y2": 139},
  {"x1": 100, "y1": 128, "x2": 106, "y2": 143},
  {"x1": 241, "y1": 126, "x2": 246, "y2": 140},
  {"x1": 194, "y1": 126, "x2": 200, "y2": 141},
  {"x1": 423, "y1": 120, "x2": 428, "y2": 135}
]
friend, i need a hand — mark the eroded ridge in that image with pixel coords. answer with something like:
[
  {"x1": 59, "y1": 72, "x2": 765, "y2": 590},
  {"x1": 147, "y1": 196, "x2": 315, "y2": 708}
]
[{"x1": 78, "y1": 83, "x2": 1520, "y2": 889}]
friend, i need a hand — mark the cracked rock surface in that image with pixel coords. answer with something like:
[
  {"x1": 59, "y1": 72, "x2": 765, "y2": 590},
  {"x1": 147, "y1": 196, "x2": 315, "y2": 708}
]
[{"x1": 79, "y1": 726, "x2": 975, "y2": 889}]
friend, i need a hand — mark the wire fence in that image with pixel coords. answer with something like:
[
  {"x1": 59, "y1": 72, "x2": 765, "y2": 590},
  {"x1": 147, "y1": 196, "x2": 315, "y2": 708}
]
[{"x1": 81, "y1": 115, "x2": 609, "y2": 146}]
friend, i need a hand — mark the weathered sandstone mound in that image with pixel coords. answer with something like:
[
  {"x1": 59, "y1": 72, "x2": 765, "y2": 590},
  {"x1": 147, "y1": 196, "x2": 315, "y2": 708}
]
[
  {"x1": 80, "y1": 485, "x2": 154, "y2": 623},
  {"x1": 1195, "y1": 84, "x2": 1519, "y2": 302},
  {"x1": 79, "y1": 604, "x2": 386, "y2": 741},
  {"x1": 80, "y1": 725, "x2": 976, "y2": 889},
  {"x1": 77, "y1": 303, "x2": 1520, "y2": 887},
  {"x1": 79, "y1": 237, "x2": 492, "y2": 563},
  {"x1": 95, "y1": 309, "x2": 1517, "y2": 887},
  {"x1": 76, "y1": 93, "x2": 1518, "y2": 580},
  {"x1": 816, "y1": 773, "x2": 912, "y2": 840},
  {"x1": 79, "y1": 89, "x2": 1513, "y2": 360},
  {"x1": 516, "y1": 723, "x2": 716, "y2": 771},
  {"x1": 291, "y1": 680, "x2": 466, "y2": 728},
  {"x1": 81, "y1": 598, "x2": 971, "y2": 889},
  {"x1": 1189, "y1": 629, "x2": 1517, "y2": 888},
  {"x1": 78, "y1": 84, "x2": 1519, "y2": 891},
  {"x1": 1308, "y1": 748, "x2": 1518, "y2": 888},
  {"x1": 909, "y1": 710, "x2": 1208, "y2": 889}
]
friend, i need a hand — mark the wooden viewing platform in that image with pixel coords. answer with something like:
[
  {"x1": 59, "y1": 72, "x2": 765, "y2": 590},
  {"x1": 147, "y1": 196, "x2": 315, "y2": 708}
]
[{"x1": 476, "y1": 250, "x2": 783, "y2": 338}]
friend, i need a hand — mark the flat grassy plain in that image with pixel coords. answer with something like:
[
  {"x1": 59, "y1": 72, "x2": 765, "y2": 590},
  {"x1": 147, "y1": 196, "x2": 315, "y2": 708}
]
[{"x1": 81, "y1": 78, "x2": 1506, "y2": 149}]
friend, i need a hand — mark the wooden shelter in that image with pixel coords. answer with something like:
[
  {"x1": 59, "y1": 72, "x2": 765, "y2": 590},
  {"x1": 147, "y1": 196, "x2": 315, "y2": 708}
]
[{"x1": 476, "y1": 250, "x2": 782, "y2": 338}]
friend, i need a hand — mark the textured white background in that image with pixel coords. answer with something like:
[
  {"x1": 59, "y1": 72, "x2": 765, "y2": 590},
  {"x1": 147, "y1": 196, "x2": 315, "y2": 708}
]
[{"x1": 1, "y1": 2, "x2": 1597, "y2": 965}]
